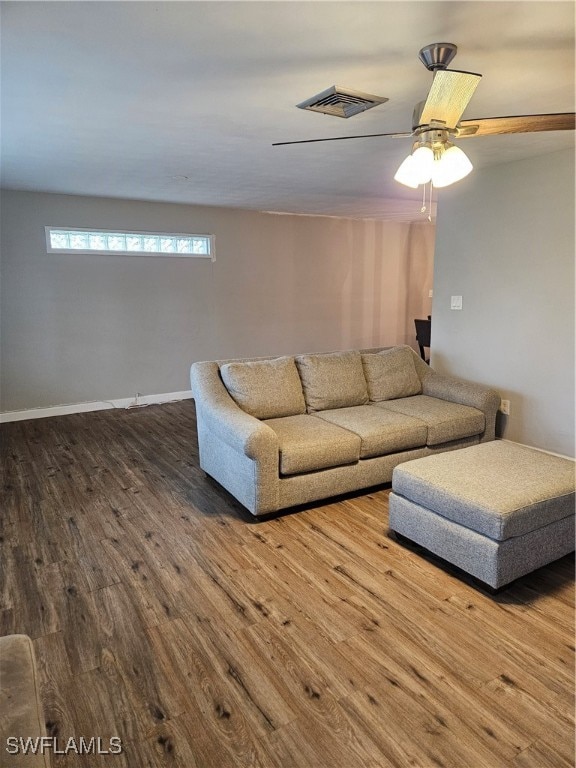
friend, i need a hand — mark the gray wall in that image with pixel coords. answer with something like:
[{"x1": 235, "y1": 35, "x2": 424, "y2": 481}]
[
  {"x1": 433, "y1": 150, "x2": 575, "y2": 457},
  {"x1": 0, "y1": 191, "x2": 433, "y2": 412}
]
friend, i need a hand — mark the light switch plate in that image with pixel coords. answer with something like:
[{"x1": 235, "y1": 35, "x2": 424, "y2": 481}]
[{"x1": 450, "y1": 295, "x2": 463, "y2": 310}]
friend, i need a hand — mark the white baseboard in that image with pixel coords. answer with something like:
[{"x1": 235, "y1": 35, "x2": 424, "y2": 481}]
[{"x1": 0, "y1": 390, "x2": 194, "y2": 424}]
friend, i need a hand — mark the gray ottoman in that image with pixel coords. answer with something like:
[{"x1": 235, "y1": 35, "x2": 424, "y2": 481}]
[{"x1": 389, "y1": 441, "x2": 575, "y2": 590}]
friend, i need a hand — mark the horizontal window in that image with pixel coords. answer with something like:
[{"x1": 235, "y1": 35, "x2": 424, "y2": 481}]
[{"x1": 45, "y1": 227, "x2": 214, "y2": 260}]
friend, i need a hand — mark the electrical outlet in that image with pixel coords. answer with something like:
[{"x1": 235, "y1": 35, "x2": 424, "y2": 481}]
[{"x1": 500, "y1": 399, "x2": 510, "y2": 415}]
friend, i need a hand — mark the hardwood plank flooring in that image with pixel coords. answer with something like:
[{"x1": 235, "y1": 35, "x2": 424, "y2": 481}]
[{"x1": 1, "y1": 401, "x2": 574, "y2": 768}]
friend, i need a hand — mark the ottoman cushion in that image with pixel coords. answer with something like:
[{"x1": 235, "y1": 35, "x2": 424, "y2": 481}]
[{"x1": 392, "y1": 441, "x2": 575, "y2": 541}]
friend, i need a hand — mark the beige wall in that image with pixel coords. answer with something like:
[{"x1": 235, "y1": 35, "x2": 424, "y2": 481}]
[
  {"x1": 432, "y1": 149, "x2": 575, "y2": 457},
  {"x1": 0, "y1": 191, "x2": 434, "y2": 412}
]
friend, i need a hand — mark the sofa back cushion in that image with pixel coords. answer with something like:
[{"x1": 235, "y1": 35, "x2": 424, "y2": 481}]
[
  {"x1": 220, "y1": 356, "x2": 306, "y2": 419},
  {"x1": 362, "y1": 346, "x2": 422, "y2": 402},
  {"x1": 295, "y1": 351, "x2": 369, "y2": 413}
]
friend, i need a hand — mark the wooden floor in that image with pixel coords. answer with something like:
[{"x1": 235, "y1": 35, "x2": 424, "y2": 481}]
[{"x1": 1, "y1": 401, "x2": 574, "y2": 768}]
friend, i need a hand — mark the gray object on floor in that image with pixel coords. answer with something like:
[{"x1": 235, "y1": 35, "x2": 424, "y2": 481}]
[
  {"x1": 389, "y1": 441, "x2": 575, "y2": 589},
  {"x1": 0, "y1": 634, "x2": 51, "y2": 767}
]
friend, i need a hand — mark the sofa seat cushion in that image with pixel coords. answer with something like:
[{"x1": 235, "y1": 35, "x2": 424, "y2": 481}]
[
  {"x1": 375, "y1": 395, "x2": 485, "y2": 446},
  {"x1": 264, "y1": 414, "x2": 361, "y2": 475},
  {"x1": 315, "y1": 405, "x2": 427, "y2": 459},
  {"x1": 362, "y1": 346, "x2": 422, "y2": 401},
  {"x1": 220, "y1": 356, "x2": 306, "y2": 419},
  {"x1": 295, "y1": 351, "x2": 369, "y2": 413}
]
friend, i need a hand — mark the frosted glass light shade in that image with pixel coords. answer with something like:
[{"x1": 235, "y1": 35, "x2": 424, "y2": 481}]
[
  {"x1": 393, "y1": 155, "x2": 420, "y2": 188},
  {"x1": 394, "y1": 142, "x2": 472, "y2": 189},
  {"x1": 431, "y1": 145, "x2": 473, "y2": 188},
  {"x1": 411, "y1": 146, "x2": 434, "y2": 184},
  {"x1": 394, "y1": 146, "x2": 434, "y2": 187}
]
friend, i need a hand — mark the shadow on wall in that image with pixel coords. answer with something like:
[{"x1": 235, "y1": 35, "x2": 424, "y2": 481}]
[
  {"x1": 495, "y1": 411, "x2": 508, "y2": 439},
  {"x1": 337, "y1": 218, "x2": 436, "y2": 352},
  {"x1": 404, "y1": 221, "x2": 435, "y2": 349}
]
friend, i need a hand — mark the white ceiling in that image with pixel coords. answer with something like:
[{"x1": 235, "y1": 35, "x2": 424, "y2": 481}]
[{"x1": 1, "y1": 1, "x2": 574, "y2": 220}]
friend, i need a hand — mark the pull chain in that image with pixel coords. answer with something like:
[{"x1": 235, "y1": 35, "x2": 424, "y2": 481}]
[{"x1": 420, "y1": 182, "x2": 433, "y2": 222}]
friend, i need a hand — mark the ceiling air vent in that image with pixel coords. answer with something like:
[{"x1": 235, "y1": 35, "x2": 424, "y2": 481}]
[{"x1": 296, "y1": 86, "x2": 388, "y2": 118}]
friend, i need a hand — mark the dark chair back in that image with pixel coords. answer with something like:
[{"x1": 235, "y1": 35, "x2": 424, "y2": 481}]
[{"x1": 414, "y1": 318, "x2": 431, "y2": 362}]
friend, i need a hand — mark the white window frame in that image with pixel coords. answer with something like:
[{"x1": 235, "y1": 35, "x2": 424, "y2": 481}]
[{"x1": 45, "y1": 226, "x2": 215, "y2": 261}]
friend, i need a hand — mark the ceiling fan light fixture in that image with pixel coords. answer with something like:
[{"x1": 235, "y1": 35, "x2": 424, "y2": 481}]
[
  {"x1": 431, "y1": 144, "x2": 473, "y2": 187},
  {"x1": 394, "y1": 143, "x2": 434, "y2": 187},
  {"x1": 394, "y1": 137, "x2": 472, "y2": 189},
  {"x1": 411, "y1": 145, "x2": 434, "y2": 184},
  {"x1": 393, "y1": 155, "x2": 420, "y2": 188}
]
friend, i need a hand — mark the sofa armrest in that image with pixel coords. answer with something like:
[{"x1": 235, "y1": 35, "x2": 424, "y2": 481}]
[
  {"x1": 190, "y1": 361, "x2": 279, "y2": 459},
  {"x1": 204, "y1": 404, "x2": 278, "y2": 459},
  {"x1": 422, "y1": 373, "x2": 501, "y2": 441}
]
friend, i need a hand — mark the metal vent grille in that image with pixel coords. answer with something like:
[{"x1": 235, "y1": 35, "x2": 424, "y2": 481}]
[{"x1": 297, "y1": 86, "x2": 388, "y2": 118}]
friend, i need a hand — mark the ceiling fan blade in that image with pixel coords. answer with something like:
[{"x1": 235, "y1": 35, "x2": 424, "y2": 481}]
[
  {"x1": 272, "y1": 131, "x2": 413, "y2": 146},
  {"x1": 456, "y1": 113, "x2": 576, "y2": 137},
  {"x1": 419, "y1": 69, "x2": 482, "y2": 129}
]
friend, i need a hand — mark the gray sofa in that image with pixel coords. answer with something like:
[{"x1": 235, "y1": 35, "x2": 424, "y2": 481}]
[{"x1": 190, "y1": 346, "x2": 500, "y2": 516}]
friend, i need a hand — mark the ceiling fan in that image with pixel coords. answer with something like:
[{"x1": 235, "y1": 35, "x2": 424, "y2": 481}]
[{"x1": 273, "y1": 43, "x2": 576, "y2": 189}]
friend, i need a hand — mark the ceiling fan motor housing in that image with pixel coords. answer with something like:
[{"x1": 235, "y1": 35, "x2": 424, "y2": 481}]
[{"x1": 418, "y1": 43, "x2": 458, "y2": 71}]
